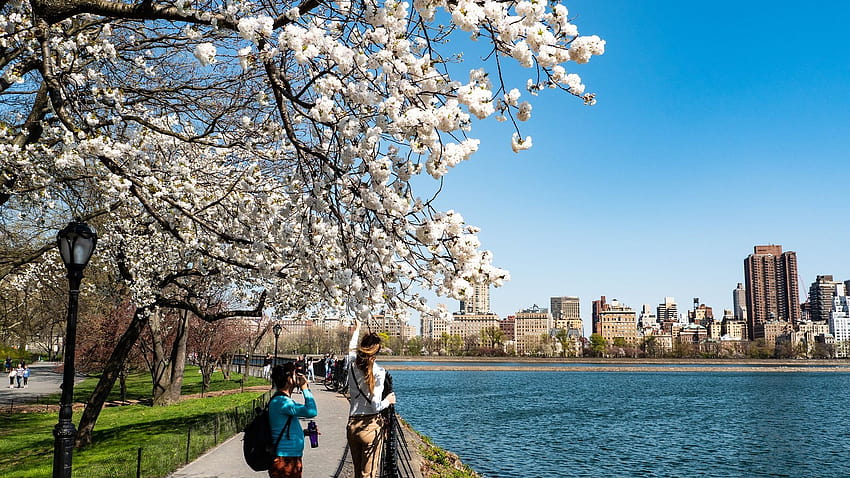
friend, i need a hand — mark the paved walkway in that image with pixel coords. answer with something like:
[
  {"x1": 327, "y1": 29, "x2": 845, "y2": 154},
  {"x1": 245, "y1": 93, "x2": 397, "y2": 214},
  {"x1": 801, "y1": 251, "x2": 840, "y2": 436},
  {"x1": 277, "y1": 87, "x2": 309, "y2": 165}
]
[
  {"x1": 171, "y1": 386, "x2": 356, "y2": 478},
  {"x1": 0, "y1": 362, "x2": 84, "y2": 412}
]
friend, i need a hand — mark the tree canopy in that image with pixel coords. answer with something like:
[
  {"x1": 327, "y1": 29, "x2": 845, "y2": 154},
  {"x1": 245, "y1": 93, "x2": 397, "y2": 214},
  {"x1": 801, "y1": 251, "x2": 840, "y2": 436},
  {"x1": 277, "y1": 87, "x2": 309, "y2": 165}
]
[{"x1": 1, "y1": 0, "x2": 604, "y2": 319}]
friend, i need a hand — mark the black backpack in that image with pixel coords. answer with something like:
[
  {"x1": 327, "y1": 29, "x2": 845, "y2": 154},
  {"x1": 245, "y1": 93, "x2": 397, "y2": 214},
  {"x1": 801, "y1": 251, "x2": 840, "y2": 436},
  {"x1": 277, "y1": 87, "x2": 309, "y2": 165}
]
[{"x1": 243, "y1": 393, "x2": 293, "y2": 471}]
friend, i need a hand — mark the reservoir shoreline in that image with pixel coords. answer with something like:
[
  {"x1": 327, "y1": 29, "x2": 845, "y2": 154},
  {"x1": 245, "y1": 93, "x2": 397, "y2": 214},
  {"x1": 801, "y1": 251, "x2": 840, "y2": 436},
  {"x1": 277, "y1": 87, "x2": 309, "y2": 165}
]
[{"x1": 382, "y1": 356, "x2": 850, "y2": 372}]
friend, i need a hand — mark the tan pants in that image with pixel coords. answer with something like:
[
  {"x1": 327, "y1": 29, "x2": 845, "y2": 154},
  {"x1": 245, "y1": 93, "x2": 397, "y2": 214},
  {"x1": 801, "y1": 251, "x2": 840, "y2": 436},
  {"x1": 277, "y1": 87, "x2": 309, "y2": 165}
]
[{"x1": 347, "y1": 414, "x2": 384, "y2": 478}]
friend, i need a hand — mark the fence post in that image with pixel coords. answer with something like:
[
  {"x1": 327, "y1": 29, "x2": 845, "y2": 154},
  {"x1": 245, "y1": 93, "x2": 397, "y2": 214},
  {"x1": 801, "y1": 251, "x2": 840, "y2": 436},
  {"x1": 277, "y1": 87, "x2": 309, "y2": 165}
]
[
  {"x1": 215, "y1": 416, "x2": 219, "y2": 444},
  {"x1": 136, "y1": 447, "x2": 142, "y2": 478},
  {"x1": 186, "y1": 426, "x2": 191, "y2": 463}
]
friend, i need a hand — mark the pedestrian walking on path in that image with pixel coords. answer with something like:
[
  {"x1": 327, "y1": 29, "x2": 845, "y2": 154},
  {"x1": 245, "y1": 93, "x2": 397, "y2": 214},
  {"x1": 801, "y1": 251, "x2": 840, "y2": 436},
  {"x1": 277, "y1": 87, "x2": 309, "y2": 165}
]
[
  {"x1": 14, "y1": 363, "x2": 24, "y2": 388},
  {"x1": 0, "y1": 362, "x2": 84, "y2": 411}
]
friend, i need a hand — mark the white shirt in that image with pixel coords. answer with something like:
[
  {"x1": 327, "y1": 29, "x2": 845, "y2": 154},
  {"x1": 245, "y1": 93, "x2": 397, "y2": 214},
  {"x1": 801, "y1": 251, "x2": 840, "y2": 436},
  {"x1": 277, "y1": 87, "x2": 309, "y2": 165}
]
[{"x1": 347, "y1": 328, "x2": 392, "y2": 416}]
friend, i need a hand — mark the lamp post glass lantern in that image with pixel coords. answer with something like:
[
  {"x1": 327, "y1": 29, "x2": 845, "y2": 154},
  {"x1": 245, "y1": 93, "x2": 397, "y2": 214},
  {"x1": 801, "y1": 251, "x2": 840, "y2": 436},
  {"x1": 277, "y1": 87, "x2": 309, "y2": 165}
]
[
  {"x1": 53, "y1": 221, "x2": 97, "y2": 478},
  {"x1": 273, "y1": 323, "x2": 282, "y2": 366}
]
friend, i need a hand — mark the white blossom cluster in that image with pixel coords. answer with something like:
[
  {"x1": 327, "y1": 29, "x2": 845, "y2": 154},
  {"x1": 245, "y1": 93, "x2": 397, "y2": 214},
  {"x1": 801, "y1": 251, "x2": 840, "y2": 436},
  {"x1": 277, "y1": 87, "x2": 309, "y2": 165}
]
[{"x1": 0, "y1": 0, "x2": 603, "y2": 321}]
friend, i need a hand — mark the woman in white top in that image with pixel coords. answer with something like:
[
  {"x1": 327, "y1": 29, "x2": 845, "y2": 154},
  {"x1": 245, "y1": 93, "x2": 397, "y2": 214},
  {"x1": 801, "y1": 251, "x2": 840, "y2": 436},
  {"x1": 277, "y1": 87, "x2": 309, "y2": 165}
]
[{"x1": 346, "y1": 320, "x2": 396, "y2": 478}]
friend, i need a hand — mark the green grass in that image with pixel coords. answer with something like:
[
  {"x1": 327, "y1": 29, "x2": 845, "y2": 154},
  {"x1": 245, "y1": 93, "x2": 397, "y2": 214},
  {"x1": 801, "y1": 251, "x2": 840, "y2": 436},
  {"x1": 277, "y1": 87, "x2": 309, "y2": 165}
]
[
  {"x1": 0, "y1": 366, "x2": 271, "y2": 477},
  {"x1": 418, "y1": 435, "x2": 481, "y2": 478},
  {"x1": 69, "y1": 366, "x2": 269, "y2": 403}
]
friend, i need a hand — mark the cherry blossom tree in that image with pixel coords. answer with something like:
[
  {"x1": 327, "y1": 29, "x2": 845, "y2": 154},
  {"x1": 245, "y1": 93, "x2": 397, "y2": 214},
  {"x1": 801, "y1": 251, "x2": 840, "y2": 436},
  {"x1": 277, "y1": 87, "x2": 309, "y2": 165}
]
[
  {"x1": 0, "y1": 0, "x2": 604, "y2": 444},
  {"x1": 187, "y1": 314, "x2": 249, "y2": 391}
]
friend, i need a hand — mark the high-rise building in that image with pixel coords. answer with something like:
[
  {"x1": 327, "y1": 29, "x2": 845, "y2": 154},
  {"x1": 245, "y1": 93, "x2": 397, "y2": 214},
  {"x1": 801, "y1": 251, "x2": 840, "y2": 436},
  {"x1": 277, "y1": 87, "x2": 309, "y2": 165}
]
[
  {"x1": 733, "y1": 283, "x2": 748, "y2": 321},
  {"x1": 592, "y1": 296, "x2": 609, "y2": 336},
  {"x1": 597, "y1": 299, "x2": 637, "y2": 345},
  {"x1": 420, "y1": 308, "x2": 451, "y2": 339},
  {"x1": 550, "y1": 296, "x2": 582, "y2": 332},
  {"x1": 370, "y1": 313, "x2": 416, "y2": 339},
  {"x1": 829, "y1": 284, "x2": 850, "y2": 358},
  {"x1": 514, "y1": 305, "x2": 552, "y2": 355},
  {"x1": 500, "y1": 316, "x2": 516, "y2": 342},
  {"x1": 459, "y1": 283, "x2": 490, "y2": 315},
  {"x1": 450, "y1": 313, "x2": 501, "y2": 346},
  {"x1": 657, "y1": 297, "x2": 678, "y2": 324},
  {"x1": 638, "y1": 304, "x2": 657, "y2": 328},
  {"x1": 688, "y1": 303, "x2": 714, "y2": 326},
  {"x1": 808, "y1": 275, "x2": 840, "y2": 323},
  {"x1": 744, "y1": 245, "x2": 801, "y2": 338}
]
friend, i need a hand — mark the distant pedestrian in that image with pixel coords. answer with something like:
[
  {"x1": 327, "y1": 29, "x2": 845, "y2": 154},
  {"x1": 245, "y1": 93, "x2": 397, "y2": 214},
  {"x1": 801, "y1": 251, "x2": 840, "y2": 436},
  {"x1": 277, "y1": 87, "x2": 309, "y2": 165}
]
[
  {"x1": 294, "y1": 355, "x2": 306, "y2": 375},
  {"x1": 14, "y1": 363, "x2": 24, "y2": 388},
  {"x1": 306, "y1": 357, "x2": 315, "y2": 382},
  {"x1": 22, "y1": 364, "x2": 29, "y2": 388},
  {"x1": 263, "y1": 354, "x2": 273, "y2": 379},
  {"x1": 268, "y1": 362, "x2": 318, "y2": 478},
  {"x1": 3, "y1": 357, "x2": 10, "y2": 373},
  {"x1": 346, "y1": 320, "x2": 396, "y2": 478},
  {"x1": 324, "y1": 355, "x2": 335, "y2": 381}
]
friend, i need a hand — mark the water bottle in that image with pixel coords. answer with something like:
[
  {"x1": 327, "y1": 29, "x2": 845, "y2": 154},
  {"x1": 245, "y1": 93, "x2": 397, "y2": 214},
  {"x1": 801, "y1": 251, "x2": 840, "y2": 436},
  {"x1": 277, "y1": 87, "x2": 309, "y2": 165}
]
[{"x1": 307, "y1": 420, "x2": 319, "y2": 448}]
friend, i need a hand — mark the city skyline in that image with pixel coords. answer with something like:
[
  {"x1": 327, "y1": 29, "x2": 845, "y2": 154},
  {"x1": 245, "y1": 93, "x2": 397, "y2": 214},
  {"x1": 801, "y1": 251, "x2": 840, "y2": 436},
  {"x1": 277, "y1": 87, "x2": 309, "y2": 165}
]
[
  {"x1": 419, "y1": 1, "x2": 850, "y2": 328},
  {"x1": 443, "y1": 242, "x2": 845, "y2": 336}
]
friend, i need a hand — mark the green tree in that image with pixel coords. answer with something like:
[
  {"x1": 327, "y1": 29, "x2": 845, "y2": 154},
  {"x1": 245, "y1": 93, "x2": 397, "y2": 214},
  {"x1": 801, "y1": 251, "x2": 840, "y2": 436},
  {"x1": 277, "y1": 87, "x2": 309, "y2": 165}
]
[
  {"x1": 812, "y1": 342, "x2": 834, "y2": 359},
  {"x1": 746, "y1": 339, "x2": 772, "y2": 359},
  {"x1": 480, "y1": 326, "x2": 505, "y2": 349},
  {"x1": 555, "y1": 329, "x2": 571, "y2": 357},
  {"x1": 640, "y1": 336, "x2": 659, "y2": 358},
  {"x1": 440, "y1": 333, "x2": 463, "y2": 355},
  {"x1": 404, "y1": 336, "x2": 423, "y2": 356},
  {"x1": 589, "y1": 333, "x2": 607, "y2": 357}
]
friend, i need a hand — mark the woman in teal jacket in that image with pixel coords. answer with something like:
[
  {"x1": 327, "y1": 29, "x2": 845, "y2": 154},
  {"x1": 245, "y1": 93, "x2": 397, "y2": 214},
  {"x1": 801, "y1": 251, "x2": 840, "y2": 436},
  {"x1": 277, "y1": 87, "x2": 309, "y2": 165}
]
[{"x1": 268, "y1": 362, "x2": 318, "y2": 478}]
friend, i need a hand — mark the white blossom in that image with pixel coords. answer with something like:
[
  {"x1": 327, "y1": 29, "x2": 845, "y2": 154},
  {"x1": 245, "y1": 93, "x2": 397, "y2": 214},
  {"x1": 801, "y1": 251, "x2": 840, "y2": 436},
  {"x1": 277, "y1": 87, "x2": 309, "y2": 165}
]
[
  {"x1": 193, "y1": 43, "x2": 217, "y2": 66},
  {"x1": 237, "y1": 16, "x2": 274, "y2": 44},
  {"x1": 511, "y1": 133, "x2": 533, "y2": 152},
  {"x1": 0, "y1": 0, "x2": 603, "y2": 323},
  {"x1": 517, "y1": 102, "x2": 532, "y2": 121},
  {"x1": 569, "y1": 35, "x2": 606, "y2": 64}
]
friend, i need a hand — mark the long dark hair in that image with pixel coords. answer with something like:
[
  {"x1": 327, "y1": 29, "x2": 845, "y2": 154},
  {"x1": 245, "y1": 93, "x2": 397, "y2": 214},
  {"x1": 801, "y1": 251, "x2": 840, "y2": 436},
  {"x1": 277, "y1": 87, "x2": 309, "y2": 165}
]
[
  {"x1": 355, "y1": 333, "x2": 381, "y2": 393},
  {"x1": 271, "y1": 362, "x2": 297, "y2": 391}
]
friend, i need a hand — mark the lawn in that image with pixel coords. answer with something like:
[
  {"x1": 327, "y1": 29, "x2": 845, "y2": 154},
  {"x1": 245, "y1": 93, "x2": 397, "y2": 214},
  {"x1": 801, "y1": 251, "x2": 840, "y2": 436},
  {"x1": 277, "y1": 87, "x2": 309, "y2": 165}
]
[
  {"x1": 0, "y1": 367, "x2": 270, "y2": 478},
  {"x1": 71, "y1": 366, "x2": 269, "y2": 402}
]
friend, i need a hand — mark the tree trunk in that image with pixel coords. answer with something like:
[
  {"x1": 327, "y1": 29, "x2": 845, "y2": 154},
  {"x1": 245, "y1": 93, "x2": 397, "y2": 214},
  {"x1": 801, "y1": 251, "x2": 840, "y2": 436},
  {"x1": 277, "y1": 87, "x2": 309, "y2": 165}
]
[
  {"x1": 150, "y1": 309, "x2": 189, "y2": 406},
  {"x1": 197, "y1": 352, "x2": 217, "y2": 389},
  {"x1": 219, "y1": 355, "x2": 231, "y2": 380},
  {"x1": 75, "y1": 307, "x2": 149, "y2": 448},
  {"x1": 118, "y1": 369, "x2": 127, "y2": 402}
]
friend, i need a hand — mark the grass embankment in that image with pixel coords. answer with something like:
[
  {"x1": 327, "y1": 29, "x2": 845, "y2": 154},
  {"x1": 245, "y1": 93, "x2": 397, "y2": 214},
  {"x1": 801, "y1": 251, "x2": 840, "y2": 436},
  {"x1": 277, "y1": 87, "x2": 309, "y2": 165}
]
[
  {"x1": 397, "y1": 418, "x2": 480, "y2": 478},
  {"x1": 0, "y1": 367, "x2": 269, "y2": 478}
]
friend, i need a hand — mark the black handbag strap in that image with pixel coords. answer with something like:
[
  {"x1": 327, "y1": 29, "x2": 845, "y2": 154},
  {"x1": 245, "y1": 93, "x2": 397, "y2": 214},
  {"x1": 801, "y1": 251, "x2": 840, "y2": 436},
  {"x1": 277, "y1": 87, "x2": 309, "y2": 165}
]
[
  {"x1": 270, "y1": 393, "x2": 295, "y2": 448},
  {"x1": 349, "y1": 364, "x2": 374, "y2": 401},
  {"x1": 279, "y1": 415, "x2": 293, "y2": 442}
]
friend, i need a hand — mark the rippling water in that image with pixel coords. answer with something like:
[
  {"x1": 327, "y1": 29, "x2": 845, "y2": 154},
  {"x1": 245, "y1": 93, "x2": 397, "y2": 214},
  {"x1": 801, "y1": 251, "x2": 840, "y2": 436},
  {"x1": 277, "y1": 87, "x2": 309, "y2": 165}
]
[{"x1": 391, "y1": 370, "x2": 850, "y2": 477}]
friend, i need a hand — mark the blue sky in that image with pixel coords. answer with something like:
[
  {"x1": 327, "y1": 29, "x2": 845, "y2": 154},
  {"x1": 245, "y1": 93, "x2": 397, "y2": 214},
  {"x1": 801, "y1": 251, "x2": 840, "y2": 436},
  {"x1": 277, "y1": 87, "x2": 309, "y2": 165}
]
[{"x1": 420, "y1": 0, "x2": 850, "y2": 332}]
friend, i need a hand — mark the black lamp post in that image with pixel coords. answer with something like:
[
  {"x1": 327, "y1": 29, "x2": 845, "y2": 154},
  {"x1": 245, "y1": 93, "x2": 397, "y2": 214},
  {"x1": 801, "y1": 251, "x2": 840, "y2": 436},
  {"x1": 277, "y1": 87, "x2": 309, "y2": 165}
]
[
  {"x1": 272, "y1": 323, "x2": 282, "y2": 366},
  {"x1": 53, "y1": 220, "x2": 97, "y2": 478}
]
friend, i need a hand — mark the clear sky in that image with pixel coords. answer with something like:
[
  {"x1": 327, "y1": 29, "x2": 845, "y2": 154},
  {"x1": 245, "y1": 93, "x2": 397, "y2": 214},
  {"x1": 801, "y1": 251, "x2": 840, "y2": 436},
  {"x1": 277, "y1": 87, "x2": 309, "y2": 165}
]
[{"x1": 420, "y1": 0, "x2": 850, "y2": 333}]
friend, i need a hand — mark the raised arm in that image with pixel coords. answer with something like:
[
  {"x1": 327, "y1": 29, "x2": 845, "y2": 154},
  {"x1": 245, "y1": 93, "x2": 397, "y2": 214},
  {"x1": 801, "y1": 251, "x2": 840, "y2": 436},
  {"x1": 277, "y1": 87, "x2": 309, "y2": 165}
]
[
  {"x1": 282, "y1": 377, "x2": 317, "y2": 418},
  {"x1": 348, "y1": 319, "x2": 361, "y2": 357}
]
